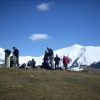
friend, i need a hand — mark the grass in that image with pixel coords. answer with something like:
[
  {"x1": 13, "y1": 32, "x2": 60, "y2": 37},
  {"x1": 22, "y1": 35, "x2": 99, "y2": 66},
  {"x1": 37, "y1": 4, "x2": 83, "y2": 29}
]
[{"x1": 0, "y1": 67, "x2": 100, "y2": 100}]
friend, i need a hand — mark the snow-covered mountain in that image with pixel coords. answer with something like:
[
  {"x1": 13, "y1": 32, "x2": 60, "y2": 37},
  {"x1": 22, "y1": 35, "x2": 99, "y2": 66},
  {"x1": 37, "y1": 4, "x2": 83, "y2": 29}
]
[{"x1": 0, "y1": 44, "x2": 100, "y2": 69}]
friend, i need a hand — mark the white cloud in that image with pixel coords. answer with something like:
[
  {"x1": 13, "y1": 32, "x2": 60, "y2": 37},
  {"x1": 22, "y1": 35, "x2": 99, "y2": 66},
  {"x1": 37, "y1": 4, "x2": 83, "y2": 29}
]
[
  {"x1": 36, "y1": 2, "x2": 55, "y2": 11},
  {"x1": 29, "y1": 33, "x2": 52, "y2": 41}
]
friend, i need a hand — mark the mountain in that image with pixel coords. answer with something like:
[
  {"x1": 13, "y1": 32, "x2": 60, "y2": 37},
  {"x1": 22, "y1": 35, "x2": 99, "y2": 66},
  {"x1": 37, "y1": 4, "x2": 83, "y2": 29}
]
[
  {"x1": 0, "y1": 44, "x2": 100, "y2": 69},
  {"x1": 90, "y1": 61, "x2": 100, "y2": 69},
  {"x1": 53, "y1": 44, "x2": 100, "y2": 68}
]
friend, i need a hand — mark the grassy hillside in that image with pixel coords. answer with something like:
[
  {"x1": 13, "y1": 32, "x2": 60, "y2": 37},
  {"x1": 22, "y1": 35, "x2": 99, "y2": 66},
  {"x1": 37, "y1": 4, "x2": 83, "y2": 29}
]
[{"x1": 0, "y1": 67, "x2": 100, "y2": 100}]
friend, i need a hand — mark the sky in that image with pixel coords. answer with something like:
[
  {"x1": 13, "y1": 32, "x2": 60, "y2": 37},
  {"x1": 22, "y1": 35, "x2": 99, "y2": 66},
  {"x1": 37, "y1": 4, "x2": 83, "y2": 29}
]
[{"x1": 0, "y1": 0, "x2": 100, "y2": 56}]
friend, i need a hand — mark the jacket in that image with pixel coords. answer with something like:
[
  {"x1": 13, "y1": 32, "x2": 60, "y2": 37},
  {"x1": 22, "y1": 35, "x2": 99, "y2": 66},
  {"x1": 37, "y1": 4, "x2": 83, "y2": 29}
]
[
  {"x1": 54, "y1": 56, "x2": 60, "y2": 64},
  {"x1": 48, "y1": 48, "x2": 54, "y2": 56},
  {"x1": 13, "y1": 49, "x2": 19, "y2": 58},
  {"x1": 11, "y1": 56, "x2": 17, "y2": 64},
  {"x1": 43, "y1": 53, "x2": 49, "y2": 61},
  {"x1": 63, "y1": 56, "x2": 69, "y2": 64}
]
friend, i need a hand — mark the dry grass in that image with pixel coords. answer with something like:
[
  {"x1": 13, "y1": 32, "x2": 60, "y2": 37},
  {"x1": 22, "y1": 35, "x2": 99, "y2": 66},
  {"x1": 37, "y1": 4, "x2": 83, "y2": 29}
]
[{"x1": 0, "y1": 67, "x2": 100, "y2": 100}]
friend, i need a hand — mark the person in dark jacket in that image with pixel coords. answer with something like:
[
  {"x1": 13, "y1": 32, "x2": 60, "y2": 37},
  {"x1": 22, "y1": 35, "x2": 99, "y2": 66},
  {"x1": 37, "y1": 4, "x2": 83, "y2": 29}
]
[
  {"x1": 42, "y1": 50, "x2": 50, "y2": 69},
  {"x1": 63, "y1": 56, "x2": 69, "y2": 70},
  {"x1": 47, "y1": 47, "x2": 54, "y2": 69},
  {"x1": 54, "y1": 54, "x2": 60, "y2": 70},
  {"x1": 31, "y1": 59, "x2": 36, "y2": 68},
  {"x1": 13, "y1": 47, "x2": 19, "y2": 66}
]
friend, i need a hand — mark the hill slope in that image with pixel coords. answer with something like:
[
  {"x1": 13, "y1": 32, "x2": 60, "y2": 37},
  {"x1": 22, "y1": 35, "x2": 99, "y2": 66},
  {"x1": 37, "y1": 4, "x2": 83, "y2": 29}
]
[{"x1": 0, "y1": 68, "x2": 100, "y2": 100}]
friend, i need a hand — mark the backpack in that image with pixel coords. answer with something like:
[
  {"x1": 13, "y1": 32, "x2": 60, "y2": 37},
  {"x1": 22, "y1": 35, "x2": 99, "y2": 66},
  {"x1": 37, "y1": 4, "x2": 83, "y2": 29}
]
[
  {"x1": 19, "y1": 63, "x2": 26, "y2": 68},
  {"x1": 48, "y1": 49, "x2": 53, "y2": 56}
]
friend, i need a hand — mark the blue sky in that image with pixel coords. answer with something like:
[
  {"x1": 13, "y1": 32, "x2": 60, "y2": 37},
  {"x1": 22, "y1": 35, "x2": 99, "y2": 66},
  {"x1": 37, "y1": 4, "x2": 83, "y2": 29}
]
[{"x1": 0, "y1": 0, "x2": 100, "y2": 56}]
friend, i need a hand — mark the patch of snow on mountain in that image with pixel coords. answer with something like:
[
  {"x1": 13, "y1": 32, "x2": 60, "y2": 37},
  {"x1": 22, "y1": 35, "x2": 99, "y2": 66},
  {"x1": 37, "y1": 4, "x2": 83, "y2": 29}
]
[{"x1": 78, "y1": 46, "x2": 100, "y2": 65}]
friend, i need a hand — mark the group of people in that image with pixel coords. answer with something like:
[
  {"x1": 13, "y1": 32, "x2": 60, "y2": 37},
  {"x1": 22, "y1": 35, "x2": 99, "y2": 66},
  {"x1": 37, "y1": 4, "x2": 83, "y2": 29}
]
[
  {"x1": 42, "y1": 47, "x2": 69, "y2": 70},
  {"x1": 10, "y1": 46, "x2": 70, "y2": 70},
  {"x1": 27, "y1": 59, "x2": 36, "y2": 68}
]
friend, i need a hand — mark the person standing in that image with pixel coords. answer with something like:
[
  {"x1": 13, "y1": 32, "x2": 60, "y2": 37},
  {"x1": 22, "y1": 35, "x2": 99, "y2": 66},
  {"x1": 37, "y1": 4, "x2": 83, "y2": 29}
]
[
  {"x1": 13, "y1": 47, "x2": 19, "y2": 66},
  {"x1": 43, "y1": 50, "x2": 49, "y2": 62},
  {"x1": 47, "y1": 47, "x2": 54, "y2": 70},
  {"x1": 31, "y1": 59, "x2": 36, "y2": 68},
  {"x1": 42, "y1": 50, "x2": 49, "y2": 69},
  {"x1": 54, "y1": 54, "x2": 60, "y2": 70},
  {"x1": 63, "y1": 56, "x2": 69, "y2": 70}
]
